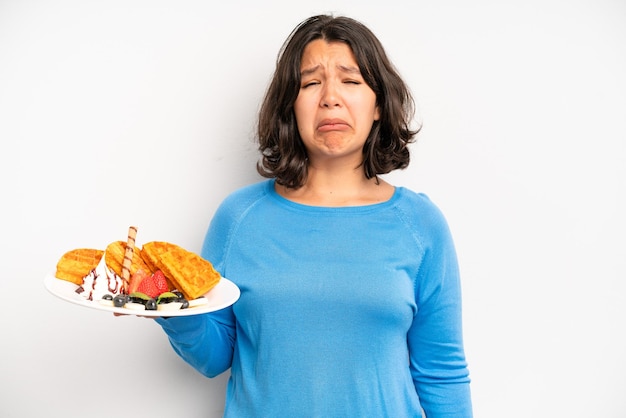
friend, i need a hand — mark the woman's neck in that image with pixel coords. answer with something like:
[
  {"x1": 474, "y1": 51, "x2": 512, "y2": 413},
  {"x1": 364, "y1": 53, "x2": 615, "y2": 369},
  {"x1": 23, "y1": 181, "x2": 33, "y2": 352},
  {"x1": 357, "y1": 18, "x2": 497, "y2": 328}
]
[{"x1": 275, "y1": 166, "x2": 395, "y2": 207}]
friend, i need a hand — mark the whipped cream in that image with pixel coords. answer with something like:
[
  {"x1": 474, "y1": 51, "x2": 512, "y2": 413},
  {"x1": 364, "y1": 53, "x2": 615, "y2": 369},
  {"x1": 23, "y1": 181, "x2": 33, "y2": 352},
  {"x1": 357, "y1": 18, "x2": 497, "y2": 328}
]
[{"x1": 76, "y1": 256, "x2": 125, "y2": 301}]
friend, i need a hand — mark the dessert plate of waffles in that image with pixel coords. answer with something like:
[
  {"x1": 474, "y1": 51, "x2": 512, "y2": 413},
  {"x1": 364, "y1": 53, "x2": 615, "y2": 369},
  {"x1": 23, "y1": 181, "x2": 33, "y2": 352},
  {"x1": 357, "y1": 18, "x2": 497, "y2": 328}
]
[
  {"x1": 47, "y1": 228, "x2": 240, "y2": 316},
  {"x1": 44, "y1": 273, "x2": 240, "y2": 317}
]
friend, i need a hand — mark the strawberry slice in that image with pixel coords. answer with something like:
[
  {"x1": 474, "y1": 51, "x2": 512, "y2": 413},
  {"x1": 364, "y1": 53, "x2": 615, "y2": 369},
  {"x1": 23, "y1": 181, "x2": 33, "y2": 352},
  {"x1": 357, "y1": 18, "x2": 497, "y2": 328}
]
[
  {"x1": 136, "y1": 274, "x2": 161, "y2": 298},
  {"x1": 153, "y1": 270, "x2": 169, "y2": 295},
  {"x1": 128, "y1": 269, "x2": 150, "y2": 294}
]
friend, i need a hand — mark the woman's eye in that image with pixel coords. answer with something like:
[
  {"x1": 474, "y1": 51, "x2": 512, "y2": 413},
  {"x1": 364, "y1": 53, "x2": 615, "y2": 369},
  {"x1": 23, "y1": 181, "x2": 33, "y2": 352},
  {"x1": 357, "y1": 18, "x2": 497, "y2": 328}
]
[
  {"x1": 344, "y1": 80, "x2": 361, "y2": 85},
  {"x1": 302, "y1": 81, "x2": 319, "y2": 88}
]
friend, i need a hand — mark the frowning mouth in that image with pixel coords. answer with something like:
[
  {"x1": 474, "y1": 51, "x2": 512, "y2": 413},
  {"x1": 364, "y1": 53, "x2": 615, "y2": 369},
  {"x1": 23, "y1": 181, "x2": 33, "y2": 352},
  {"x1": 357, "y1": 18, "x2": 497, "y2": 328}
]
[{"x1": 317, "y1": 118, "x2": 349, "y2": 131}]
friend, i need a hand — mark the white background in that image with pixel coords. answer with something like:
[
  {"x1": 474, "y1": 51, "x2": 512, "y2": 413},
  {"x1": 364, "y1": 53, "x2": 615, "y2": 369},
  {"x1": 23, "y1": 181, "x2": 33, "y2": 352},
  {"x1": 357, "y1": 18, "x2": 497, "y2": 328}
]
[{"x1": 1, "y1": 1, "x2": 624, "y2": 417}]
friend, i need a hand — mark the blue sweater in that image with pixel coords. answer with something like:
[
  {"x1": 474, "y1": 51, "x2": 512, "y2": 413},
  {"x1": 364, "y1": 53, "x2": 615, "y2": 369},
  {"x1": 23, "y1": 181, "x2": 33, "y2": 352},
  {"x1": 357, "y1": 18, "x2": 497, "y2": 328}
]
[{"x1": 156, "y1": 180, "x2": 472, "y2": 417}]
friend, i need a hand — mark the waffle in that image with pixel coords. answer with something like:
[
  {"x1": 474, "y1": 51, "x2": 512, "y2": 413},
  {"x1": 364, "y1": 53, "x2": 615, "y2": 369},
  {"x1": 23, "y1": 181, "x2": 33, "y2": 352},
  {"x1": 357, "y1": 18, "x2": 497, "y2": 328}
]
[
  {"x1": 139, "y1": 241, "x2": 167, "y2": 274},
  {"x1": 141, "y1": 241, "x2": 221, "y2": 300},
  {"x1": 55, "y1": 248, "x2": 104, "y2": 285},
  {"x1": 105, "y1": 241, "x2": 152, "y2": 278}
]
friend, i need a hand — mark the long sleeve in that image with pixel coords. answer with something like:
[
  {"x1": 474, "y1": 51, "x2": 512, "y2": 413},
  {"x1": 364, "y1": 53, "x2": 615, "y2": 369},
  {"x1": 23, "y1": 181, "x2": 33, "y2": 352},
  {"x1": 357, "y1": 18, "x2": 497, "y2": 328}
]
[
  {"x1": 155, "y1": 307, "x2": 235, "y2": 378},
  {"x1": 405, "y1": 200, "x2": 473, "y2": 417}
]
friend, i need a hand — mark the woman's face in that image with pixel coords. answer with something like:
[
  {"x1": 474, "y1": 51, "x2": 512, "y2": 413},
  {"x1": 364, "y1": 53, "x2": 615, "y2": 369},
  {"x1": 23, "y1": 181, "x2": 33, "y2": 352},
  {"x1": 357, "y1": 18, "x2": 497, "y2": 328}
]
[{"x1": 294, "y1": 39, "x2": 380, "y2": 166}]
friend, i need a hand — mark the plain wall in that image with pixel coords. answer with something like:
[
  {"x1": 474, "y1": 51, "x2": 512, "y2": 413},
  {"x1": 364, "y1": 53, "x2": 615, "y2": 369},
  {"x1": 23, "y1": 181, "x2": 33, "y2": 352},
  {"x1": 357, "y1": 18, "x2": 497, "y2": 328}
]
[{"x1": 1, "y1": 1, "x2": 624, "y2": 417}]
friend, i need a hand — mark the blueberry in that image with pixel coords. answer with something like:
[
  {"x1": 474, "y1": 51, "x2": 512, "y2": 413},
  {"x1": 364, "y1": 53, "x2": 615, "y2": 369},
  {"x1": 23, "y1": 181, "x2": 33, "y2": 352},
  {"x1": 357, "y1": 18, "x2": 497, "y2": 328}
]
[
  {"x1": 145, "y1": 299, "x2": 157, "y2": 310},
  {"x1": 113, "y1": 294, "x2": 128, "y2": 308}
]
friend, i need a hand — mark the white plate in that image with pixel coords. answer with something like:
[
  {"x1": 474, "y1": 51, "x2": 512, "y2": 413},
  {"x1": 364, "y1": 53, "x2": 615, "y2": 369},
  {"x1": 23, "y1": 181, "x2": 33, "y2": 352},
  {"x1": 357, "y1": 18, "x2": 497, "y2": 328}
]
[{"x1": 44, "y1": 274, "x2": 240, "y2": 317}]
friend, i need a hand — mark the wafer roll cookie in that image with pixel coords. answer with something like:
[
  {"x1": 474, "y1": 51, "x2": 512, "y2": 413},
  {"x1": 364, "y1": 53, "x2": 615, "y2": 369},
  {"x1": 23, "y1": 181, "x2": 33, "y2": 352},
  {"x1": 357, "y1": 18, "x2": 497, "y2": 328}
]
[{"x1": 120, "y1": 226, "x2": 138, "y2": 292}]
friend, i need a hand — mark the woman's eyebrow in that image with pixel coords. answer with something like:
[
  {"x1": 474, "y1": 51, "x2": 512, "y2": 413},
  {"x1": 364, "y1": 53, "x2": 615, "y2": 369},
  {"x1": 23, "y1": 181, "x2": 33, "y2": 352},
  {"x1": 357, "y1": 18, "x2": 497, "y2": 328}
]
[
  {"x1": 301, "y1": 65, "x2": 320, "y2": 77},
  {"x1": 337, "y1": 64, "x2": 360, "y2": 74}
]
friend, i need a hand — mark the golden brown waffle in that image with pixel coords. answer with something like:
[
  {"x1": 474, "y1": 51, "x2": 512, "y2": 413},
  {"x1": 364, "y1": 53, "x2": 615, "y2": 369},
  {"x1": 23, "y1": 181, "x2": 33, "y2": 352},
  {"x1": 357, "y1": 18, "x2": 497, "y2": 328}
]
[
  {"x1": 141, "y1": 241, "x2": 221, "y2": 300},
  {"x1": 105, "y1": 241, "x2": 152, "y2": 278},
  {"x1": 140, "y1": 241, "x2": 167, "y2": 273},
  {"x1": 55, "y1": 248, "x2": 104, "y2": 285}
]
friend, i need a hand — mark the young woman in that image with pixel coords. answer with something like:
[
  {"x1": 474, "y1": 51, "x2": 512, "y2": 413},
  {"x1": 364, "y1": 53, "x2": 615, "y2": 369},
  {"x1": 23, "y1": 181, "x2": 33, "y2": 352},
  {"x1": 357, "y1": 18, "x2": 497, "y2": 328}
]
[{"x1": 156, "y1": 14, "x2": 473, "y2": 417}]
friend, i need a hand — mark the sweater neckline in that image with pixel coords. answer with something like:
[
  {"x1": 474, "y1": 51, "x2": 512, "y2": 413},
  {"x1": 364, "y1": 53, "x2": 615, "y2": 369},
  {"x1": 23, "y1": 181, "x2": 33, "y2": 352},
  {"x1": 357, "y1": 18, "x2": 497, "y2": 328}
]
[{"x1": 266, "y1": 180, "x2": 401, "y2": 213}]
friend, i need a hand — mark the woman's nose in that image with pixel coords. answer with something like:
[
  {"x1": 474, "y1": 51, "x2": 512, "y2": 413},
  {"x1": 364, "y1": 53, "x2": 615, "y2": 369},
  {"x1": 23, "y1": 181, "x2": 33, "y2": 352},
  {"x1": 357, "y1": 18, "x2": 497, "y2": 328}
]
[{"x1": 320, "y1": 83, "x2": 341, "y2": 108}]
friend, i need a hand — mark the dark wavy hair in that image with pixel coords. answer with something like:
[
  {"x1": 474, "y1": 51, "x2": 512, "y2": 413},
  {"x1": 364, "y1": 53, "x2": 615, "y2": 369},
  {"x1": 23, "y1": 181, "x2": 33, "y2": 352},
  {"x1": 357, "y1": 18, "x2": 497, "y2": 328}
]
[{"x1": 256, "y1": 14, "x2": 420, "y2": 189}]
